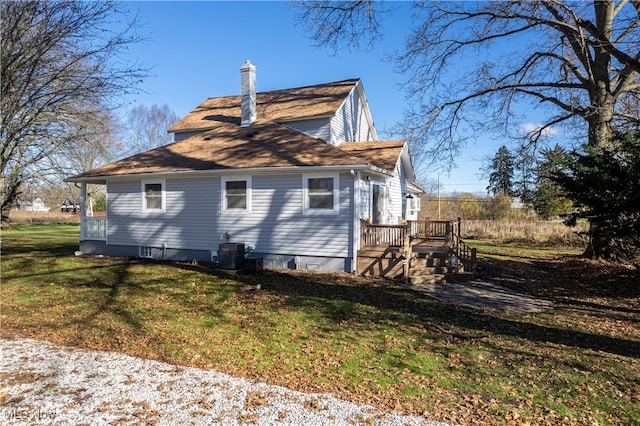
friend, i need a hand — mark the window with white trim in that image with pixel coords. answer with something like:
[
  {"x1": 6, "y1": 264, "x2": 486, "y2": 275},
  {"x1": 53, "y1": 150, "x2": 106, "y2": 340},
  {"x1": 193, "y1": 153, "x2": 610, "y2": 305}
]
[
  {"x1": 142, "y1": 180, "x2": 165, "y2": 212},
  {"x1": 139, "y1": 246, "x2": 153, "y2": 258},
  {"x1": 222, "y1": 176, "x2": 251, "y2": 212},
  {"x1": 303, "y1": 173, "x2": 339, "y2": 214}
]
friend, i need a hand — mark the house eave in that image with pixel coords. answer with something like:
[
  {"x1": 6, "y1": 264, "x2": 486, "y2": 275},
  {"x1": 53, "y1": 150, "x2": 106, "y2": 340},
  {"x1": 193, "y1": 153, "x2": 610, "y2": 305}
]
[
  {"x1": 407, "y1": 181, "x2": 425, "y2": 194},
  {"x1": 65, "y1": 164, "x2": 392, "y2": 184},
  {"x1": 400, "y1": 147, "x2": 416, "y2": 182}
]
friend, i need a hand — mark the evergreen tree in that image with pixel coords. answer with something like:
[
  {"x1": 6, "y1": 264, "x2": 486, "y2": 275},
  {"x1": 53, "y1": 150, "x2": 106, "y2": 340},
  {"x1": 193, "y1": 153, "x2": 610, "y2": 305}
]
[
  {"x1": 513, "y1": 146, "x2": 537, "y2": 205},
  {"x1": 486, "y1": 145, "x2": 515, "y2": 197},
  {"x1": 532, "y1": 145, "x2": 572, "y2": 220},
  {"x1": 553, "y1": 132, "x2": 640, "y2": 262}
]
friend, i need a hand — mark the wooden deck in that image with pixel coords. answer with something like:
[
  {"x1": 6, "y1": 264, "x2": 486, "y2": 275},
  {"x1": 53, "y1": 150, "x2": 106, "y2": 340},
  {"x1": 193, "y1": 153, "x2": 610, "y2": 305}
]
[{"x1": 358, "y1": 220, "x2": 476, "y2": 283}]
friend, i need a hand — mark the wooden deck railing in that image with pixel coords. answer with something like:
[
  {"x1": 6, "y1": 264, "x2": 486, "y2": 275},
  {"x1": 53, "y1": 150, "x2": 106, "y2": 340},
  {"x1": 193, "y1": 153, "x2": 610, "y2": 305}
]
[
  {"x1": 360, "y1": 223, "x2": 409, "y2": 247},
  {"x1": 408, "y1": 220, "x2": 451, "y2": 239},
  {"x1": 451, "y1": 232, "x2": 477, "y2": 277},
  {"x1": 361, "y1": 220, "x2": 454, "y2": 248}
]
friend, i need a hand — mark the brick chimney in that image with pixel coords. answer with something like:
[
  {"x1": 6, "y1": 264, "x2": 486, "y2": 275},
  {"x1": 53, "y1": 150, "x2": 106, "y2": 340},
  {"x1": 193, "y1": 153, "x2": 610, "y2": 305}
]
[{"x1": 240, "y1": 60, "x2": 257, "y2": 127}]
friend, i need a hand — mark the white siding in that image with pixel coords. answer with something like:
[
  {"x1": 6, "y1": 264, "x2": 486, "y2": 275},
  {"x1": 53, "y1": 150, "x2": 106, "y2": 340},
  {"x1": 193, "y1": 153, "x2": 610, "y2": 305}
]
[
  {"x1": 359, "y1": 156, "x2": 408, "y2": 225},
  {"x1": 107, "y1": 179, "x2": 219, "y2": 248},
  {"x1": 285, "y1": 118, "x2": 331, "y2": 141},
  {"x1": 359, "y1": 176, "x2": 372, "y2": 220},
  {"x1": 387, "y1": 157, "x2": 405, "y2": 224},
  {"x1": 173, "y1": 130, "x2": 206, "y2": 142},
  {"x1": 106, "y1": 173, "x2": 354, "y2": 258},
  {"x1": 329, "y1": 87, "x2": 375, "y2": 145}
]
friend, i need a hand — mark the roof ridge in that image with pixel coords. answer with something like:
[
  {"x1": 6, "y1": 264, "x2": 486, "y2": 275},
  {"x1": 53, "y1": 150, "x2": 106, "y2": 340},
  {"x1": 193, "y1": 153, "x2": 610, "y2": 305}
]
[
  {"x1": 200, "y1": 78, "x2": 360, "y2": 102},
  {"x1": 341, "y1": 140, "x2": 405, "y2": 145},
  {"x1": 256, "y1": 78, "x2": 359, "y2": 95}
]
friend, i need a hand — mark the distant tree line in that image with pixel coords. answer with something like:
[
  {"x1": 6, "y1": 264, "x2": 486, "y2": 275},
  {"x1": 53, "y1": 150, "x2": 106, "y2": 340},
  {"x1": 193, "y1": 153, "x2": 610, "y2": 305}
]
[
  {"x1": 483, "y1": 144, "x2": 572, "y2": 220},
  {"x1": 484, "y1": 130, "x2": 640, "y2": 262},
  {"x1": 419, "y1": 192, "x2": 532, "y2": 222}
]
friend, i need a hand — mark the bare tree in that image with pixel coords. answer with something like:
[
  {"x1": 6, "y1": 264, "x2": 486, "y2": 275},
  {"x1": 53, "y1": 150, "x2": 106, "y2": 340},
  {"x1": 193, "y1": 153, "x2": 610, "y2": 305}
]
[
  {"x1": 0, "y1": 0, "x2": 148, "y2": 225},
  {"x1": 295, "y1": 0, "x2": 391, "y2": 51},
  {"x1": 296, "y1": 1, "x2": 640, "y2": 161},
  {"x1": 39, "y1": 108, "x2": 124, "y2": 204},
  {"x1": 125, "y1": 104, "x2": 179, "y2": 154},
  {"x1": 296, "y1": 0, "x2": 640, "y2": 258}
]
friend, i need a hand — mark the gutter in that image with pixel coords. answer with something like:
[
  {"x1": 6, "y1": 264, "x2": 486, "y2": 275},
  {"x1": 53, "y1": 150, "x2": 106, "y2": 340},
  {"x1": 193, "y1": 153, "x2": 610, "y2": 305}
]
[{"x1": 64, "y1": 164, "x2": 393, "y2": 184}]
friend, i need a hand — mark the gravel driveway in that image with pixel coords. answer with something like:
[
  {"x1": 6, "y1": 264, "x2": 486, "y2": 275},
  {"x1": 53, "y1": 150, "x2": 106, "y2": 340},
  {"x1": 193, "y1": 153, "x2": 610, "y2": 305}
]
[{"x1": 1, "y1": 338, "x2": 450, "y2": 425}]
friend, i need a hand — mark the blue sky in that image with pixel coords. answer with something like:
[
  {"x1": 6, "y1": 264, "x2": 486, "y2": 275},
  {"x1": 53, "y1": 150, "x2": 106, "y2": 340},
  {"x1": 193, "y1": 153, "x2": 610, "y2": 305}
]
[{"x1": 118, "y1": 1, "x2": 520, "y2": 194}]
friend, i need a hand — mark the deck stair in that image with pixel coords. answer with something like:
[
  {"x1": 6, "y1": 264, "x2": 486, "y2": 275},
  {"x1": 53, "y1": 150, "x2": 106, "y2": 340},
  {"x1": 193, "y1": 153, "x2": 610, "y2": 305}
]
[
  {"x1": 408, "y1": 245, "x2": 474, "y2": 285},
  {"x1": 358, "y1": 219, "x2": 476, "y2": 284}
]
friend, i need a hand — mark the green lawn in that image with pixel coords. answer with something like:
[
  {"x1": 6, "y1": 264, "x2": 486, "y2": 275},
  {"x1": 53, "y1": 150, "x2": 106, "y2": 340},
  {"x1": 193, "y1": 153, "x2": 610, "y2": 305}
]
[{"x1": 1, "y1": 223, "x2": 639, "y2": 425}]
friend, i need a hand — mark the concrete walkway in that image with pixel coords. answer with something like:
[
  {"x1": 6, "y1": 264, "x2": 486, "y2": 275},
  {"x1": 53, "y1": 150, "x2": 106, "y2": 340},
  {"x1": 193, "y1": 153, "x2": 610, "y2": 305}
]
[{"x1": 408, "y1": 280, "x2": 554, "y2": 314}]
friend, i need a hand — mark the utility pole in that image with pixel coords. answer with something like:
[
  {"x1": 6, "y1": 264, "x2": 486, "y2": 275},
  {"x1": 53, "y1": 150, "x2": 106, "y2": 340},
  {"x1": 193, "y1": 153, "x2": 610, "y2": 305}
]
[{"x1": 437, "y1": 173, "x2": 441, "y2": 220}]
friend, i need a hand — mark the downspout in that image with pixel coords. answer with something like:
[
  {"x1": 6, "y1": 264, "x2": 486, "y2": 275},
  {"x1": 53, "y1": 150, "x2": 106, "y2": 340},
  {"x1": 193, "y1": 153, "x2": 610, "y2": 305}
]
[{"x1": 351, "y1": 170, "x2": 360, "y2": 274}]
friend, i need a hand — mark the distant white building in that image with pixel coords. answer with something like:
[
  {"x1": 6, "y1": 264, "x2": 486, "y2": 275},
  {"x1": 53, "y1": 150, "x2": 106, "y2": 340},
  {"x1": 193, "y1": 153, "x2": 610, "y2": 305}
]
[
  {"x1": 24, "y1": 196, "x2": 50, "y2": 212},
  {"x1": 511, "y1": 196, "x2": 525, "y2": 209}
]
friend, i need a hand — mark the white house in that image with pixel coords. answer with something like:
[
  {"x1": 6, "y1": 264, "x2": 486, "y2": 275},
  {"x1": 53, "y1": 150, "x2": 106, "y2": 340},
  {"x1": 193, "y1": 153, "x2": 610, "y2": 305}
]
[
  {"x1": 22, "y1": 196, "x2": 50, "y2": 212},
  {"x1": 67, "y1": 61, "x2": 423, "y2": 273}
]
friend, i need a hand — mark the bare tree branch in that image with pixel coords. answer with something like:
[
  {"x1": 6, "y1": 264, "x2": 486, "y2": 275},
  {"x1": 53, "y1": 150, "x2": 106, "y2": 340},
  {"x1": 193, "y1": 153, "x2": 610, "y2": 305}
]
[
  {"x1": 296, "y1": 1, "x2": 639, "y2": 172},
  {"x1": 293, "y1": 0, "x2": 391, "y2": 52},
  {"x1": 0, "y1": 0, "x2": 149, "y2": 224},
  {"x1": 125, "y1": 104, "x2": 179, "y2": 155}
]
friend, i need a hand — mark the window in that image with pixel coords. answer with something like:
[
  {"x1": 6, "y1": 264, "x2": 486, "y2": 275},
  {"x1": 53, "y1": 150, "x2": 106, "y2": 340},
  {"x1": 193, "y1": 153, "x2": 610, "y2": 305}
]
[
  {"x1": 139, "y1": 246, "x2": 153, "y2": 258},
  {"x1": 226, "y1": 181, "x2": 247, "y2": 209},
  {"x1": 303, "y1": 173, "x2": 339, "y2": 214},
  {"x1": 222, "y1": 176, "x2": 251, "y2": 212},
  {"x1": 142, "y1": 180, "x2": 165, "y2": 212},
  {"x1": 409, "y1": 196, "x2": 421, "y2": 211}
]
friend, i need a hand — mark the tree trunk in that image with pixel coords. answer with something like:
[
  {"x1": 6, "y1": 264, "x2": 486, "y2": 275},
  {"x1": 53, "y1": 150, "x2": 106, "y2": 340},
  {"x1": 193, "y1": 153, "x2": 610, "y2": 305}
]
[
  {"x1": 584, "y1": 97, "x2": 616, "y2": 258},
  {"x1": 584, "y1": 105, "x2": 615, "y2": 259},
  {"x1": 1, "y1": 172, "x2": 22, "y2": 227},
  {"x1": 583, "y1": 2, "x2": 616, "y2": 258},
  {"x1": 584, "y1": 221, "x2": 612, "y2": 259}
]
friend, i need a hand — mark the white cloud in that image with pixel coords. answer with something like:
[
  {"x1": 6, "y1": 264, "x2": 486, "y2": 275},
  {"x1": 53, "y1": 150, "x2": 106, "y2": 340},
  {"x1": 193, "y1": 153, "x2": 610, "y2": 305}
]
[{"x1": 519, "y1": 123, "x2": 558, "y2": 137}]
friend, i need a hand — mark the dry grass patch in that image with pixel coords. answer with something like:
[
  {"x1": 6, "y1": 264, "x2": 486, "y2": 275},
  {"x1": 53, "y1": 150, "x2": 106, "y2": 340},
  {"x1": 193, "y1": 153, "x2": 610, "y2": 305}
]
[
  {"x1": 7, "y1": 209, "x2": 81, "y2": 224},
  {"x1": 462, "y1": 219, "x2": 589, "y2": 247}
]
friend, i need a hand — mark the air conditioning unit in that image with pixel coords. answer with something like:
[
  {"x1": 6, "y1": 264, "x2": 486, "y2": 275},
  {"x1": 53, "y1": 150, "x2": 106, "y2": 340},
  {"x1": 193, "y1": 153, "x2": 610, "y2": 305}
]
[{"x1": 218, "y1": 243, "x2": 245, "y2": 270}]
